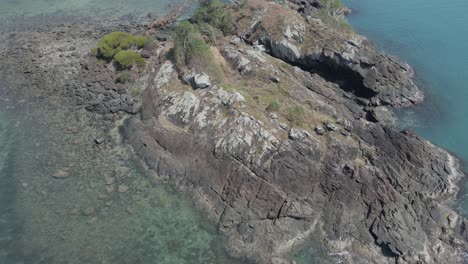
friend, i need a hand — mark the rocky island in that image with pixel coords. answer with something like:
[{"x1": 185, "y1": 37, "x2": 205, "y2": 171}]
[{"x1": 0, "y1": 0, "x2": 467, "y2": 263}]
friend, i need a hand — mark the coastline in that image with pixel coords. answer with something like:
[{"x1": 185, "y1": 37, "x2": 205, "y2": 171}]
[
  {"x1": 343, "y1": 0, "x2": 468, "y2": 218},
  {"x1": 0, "y1": 0, "x2": 467, "y2": 263}
]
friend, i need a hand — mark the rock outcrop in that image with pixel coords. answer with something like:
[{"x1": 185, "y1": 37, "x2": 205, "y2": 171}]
[
  {"x1": 236, "y1": 0, "x2": 423, "y2": 108},
  {"x1": 121, "y1": 1, "x2": 467, "y2": 263},
  {"x1": 121, "y1": 1, "x2": 468, "y2": 259}
]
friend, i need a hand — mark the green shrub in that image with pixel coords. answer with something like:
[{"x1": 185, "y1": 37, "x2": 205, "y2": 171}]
[
  {"x1": 116, "y1": 71, "x2": 132, "y2": 83},
  {"x1": 284, "y1": 105, "x2": 305, "y2": 126},
  {"x1": 266, "y1": 101, "x2": 280, "y2": 112},
  {"x1": 173, "y1": 21, "x2": 223, "y2": 80},
  {"x1": 97, "y1": 32, "x2": 134, "y2": 59},
  {"x1": 114, "y1": 50, "x2": 145, "y2": 69},
  {"x1": 192, "y1": 0, "x2": 236, "y2": 35},
  {"x1": 221, "y1": 83, "x2": 236, "y2": 92},
  {"x1": 96, "y1": 32, "x2": 155, "y2": 60},
  {"x1": 133, "y1": 36, "x2": 148, "y2": 49}
]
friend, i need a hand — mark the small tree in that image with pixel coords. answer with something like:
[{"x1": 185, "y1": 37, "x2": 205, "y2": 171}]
[{"x1": 173, "y1": 21, "x2": 223, "y2": 80}]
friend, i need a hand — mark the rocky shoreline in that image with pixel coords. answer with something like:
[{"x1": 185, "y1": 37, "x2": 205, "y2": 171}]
[{"x1": 1, "y1": 1, "x2": 467, "y2": 264}]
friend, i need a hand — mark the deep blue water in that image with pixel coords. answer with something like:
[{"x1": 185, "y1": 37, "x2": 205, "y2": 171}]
[{"x1": 342, "y1": 0, "x2": 468, "y2": 213}]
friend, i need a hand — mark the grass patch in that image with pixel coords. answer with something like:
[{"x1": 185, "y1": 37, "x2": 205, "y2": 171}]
[
  {"x1": 221, "y1": 83, "x2": 237, "y2": 92},
  {"x1": 266, "y1": 101, "x2": 280, "y2": 112},
  {"x1": 284, "y1": 105, "x2": 305, "y2": 126}
]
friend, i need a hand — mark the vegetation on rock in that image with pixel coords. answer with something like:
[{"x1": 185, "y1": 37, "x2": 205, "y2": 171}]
[
  {"x1": 92, "y1": 32, "x2": 157, "y2": 70},
  {"x1": 266, "y1": 101, "x2": 280, "y2": 112},
  {"x1": 114, "y1": 50, "x2": 145, "y2": 69},
  {"x1": 191, "y1": 0, "x2": 236, "y2": 36},
  {"x1": 97, "y1": 32, "x2": 139, "y2": 59},
  {"x1": 116, "y1": 71, "x2": 132, "y2": 83},
  {"x1": 285, "y1": 105, "x2": 305, "y2": 126},
  {"x1": 173, "y1": 21, "x2": 223, "y2": 80}
]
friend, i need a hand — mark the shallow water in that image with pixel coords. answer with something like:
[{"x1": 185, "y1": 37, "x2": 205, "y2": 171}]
[
  {"x1": 0, "y1": 95, "x2": 246, "y2": 264},
  {"x1": 0, "y1": 0, "x2": 194, "y2": 33},
  {"x1": 0, "y1": 0, "x2": 184, "y2": 19},
  {"x1": 0, "y1": 85, "x2": 337, "y2": 263},
  {"x1": 342, "y1": 0, "x2": 468, "y2": 214},
  {"x1": 0, "y1": 1, "x2": 243, "y2": 263}
]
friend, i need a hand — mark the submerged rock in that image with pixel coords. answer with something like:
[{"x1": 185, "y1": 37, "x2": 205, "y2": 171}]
[
  {"x1": 52, "y1": 168, "x2": 70, "y2": 179},
  {"x1": 118, "y1": 185, "x2": 129, "y2": 193},
  {"x1": 94, "y1": 136, "x2": 106, "y2": 144},
  {"x1": 82, "y1": 207, "x2": 96, "y2": 216}
]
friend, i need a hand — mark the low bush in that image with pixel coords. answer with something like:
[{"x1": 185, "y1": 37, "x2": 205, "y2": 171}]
[
  {"x1": 133, "y1": 36, "x2": 148, "y2": 49},
  {"x1": 95, "y1": 32, "x2": 157, "y2": 62},
  {"x1": 284, "y1": 105, "x2": 305, "y2": 126},
  {"x1": 114, "y1": 50, "x2": 145, "y2": 69},
  {"x1": 97, "y1": 32, "x2": 135, "y2": 59},
  {"x1": 116, "y1": 71, "x2": 132, "y2": 83}
]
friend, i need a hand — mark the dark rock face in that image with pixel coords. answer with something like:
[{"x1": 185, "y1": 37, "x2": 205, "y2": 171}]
[
  {"x1": 123, "y1": 59, "x2": 467, "y2": 264},
  {"x1": 237, "y1": 1, "x2": 423, "y2": 108},
  {"x1": 121, "y1": 2, "x2": 467, "y2": 263}
]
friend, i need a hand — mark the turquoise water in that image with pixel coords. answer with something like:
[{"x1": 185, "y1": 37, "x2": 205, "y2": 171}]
[
  {"x1": 342, "y1": 0, "x2": 468, "y2": 213},
  {"x1": 0, "y1": 97, "x2": 244, "y2": 264}
]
